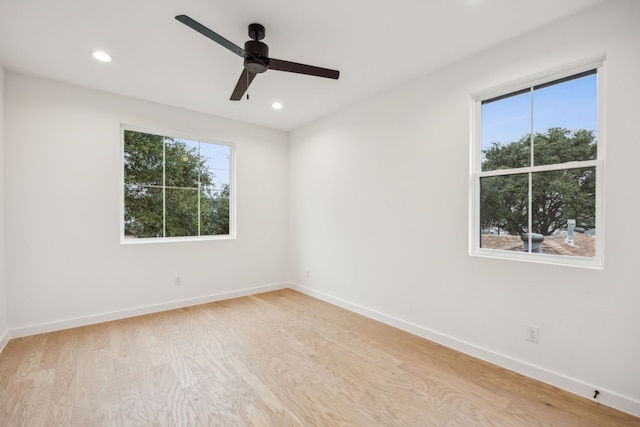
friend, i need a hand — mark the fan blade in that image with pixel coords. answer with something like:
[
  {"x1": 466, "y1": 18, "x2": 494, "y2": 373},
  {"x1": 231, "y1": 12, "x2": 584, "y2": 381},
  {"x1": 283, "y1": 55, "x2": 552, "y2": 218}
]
[
  {"x1": 268, "y1": 58, "x2": 339, "y2": 79},
  {"x1": 175, "y1": 15, "x2": 245, "y2": 57},
  {"x1": 230, "y1": 69, "x2": 257, "y2": 100}
]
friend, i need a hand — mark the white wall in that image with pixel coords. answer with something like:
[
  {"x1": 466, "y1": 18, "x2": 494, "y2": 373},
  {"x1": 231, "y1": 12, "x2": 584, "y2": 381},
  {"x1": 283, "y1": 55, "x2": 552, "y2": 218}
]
[
  {"x1": 4, "y1": 73, "x2": 289, "y2": 335},
  {"x1": 0, "y1": 65, "x2": 8, "y2": 349},
  {"x1": 289, "y1": 0, "x2": 640, "y2": 415}
]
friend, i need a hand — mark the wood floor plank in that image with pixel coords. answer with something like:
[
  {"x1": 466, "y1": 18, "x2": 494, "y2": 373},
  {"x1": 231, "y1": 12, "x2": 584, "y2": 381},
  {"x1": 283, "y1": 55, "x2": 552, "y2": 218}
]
[
  {"x1": 497, "y1": 378, "x2": 638, "y2": 427},
  {"x1": 0, "y1": 379, "x2": 36, "y2": 425},
  {"x1": 94, "y1": 349, "x2": 124, "y2": 427},
  {"x1": 502, "y1": 396, "x2": 602, "y2": 427},
  {"x1": 70, "y1": 330, "x2": 98, "y2": 427},
  {"x1": 10, "y1": 346, "x2": 43, "y2": 384},
  {"x1": 129, "y1": 348, "x2": 173, "y2": 427},
  {"x1": 21, "y1": 368, "x2": 56, "y2": 426},
  {"x1": 113, "y1": 352, "x2": 150, "y2": 426},
  {"x1": 153, "y1": 364, "x2": 199, "y2": 426},
  {"x1": 45, "y1": 329, "x2": 80, "y2": 426},
  {"x1": 0, "y1": 289, "x2": 639, "y2": 426}
]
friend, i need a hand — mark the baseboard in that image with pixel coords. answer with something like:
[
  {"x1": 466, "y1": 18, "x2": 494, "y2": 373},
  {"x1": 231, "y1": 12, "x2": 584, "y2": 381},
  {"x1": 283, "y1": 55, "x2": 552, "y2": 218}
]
[
  {"x1": 0, "y1": 329, "x2": 9, "y2": 353},
  {"x1": 9, "y1": 282, "x2": 288, "y2": 339},
  {"x1": 290, "y1": 283, "x2": 640, "y2": 418}
]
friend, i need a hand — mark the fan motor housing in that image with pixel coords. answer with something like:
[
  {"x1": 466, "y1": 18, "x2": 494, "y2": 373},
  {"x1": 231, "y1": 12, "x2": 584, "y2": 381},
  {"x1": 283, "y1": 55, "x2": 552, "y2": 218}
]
[{"x1": 244, "y1": 40, "x2": 269, "y2": 73}]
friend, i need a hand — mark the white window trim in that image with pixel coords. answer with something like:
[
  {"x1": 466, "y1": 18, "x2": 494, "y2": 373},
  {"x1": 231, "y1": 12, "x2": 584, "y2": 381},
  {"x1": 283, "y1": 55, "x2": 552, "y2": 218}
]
[
  {"x1": 120, "y1": 124, "x2": 236, "y2": 244},
  {"x1": 469, "y1": 57, "x2": 605, "y2": 269}
]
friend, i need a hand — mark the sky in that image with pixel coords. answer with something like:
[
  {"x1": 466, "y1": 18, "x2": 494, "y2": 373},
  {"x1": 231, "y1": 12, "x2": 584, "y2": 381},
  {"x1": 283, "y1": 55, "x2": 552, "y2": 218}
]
[
  {"x1": 481, "y1": 73, "x2": 597, "y2": 152},
  {"x1": 175, "y1": 138, "x2": 231, "y2": 189},
  {"x1": 199, "y1": 141, "x2": 231, "y2": 189}
]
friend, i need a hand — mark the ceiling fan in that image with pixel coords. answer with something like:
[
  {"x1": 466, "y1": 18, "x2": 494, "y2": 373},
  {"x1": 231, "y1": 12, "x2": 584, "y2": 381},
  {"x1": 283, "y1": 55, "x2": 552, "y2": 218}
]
[{"x1": 175, "y1": 15, "x2": 340, "y2": 101}]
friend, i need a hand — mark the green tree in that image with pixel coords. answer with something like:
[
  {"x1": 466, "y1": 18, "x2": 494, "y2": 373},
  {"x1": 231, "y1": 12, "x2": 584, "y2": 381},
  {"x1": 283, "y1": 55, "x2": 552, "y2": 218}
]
[
  {"x1": 201, "y1": 184, "x2": 230, "y2": 235},
  {"x1": 481, "y1": 127, "x2": 596, "y2": 236},
  {"x1": 124, "y1": 130, "x2": 229, "y2": 238}
]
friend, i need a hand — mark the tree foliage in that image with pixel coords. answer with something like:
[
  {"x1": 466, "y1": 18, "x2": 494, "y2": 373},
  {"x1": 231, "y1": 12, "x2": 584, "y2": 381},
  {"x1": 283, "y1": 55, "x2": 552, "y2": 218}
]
[
  {"x1": 481, "y1": 127, "x2": 596, "y2": 236},
  {"x1": 124, "y1": 130, "x2": 230, "y2": 238}
]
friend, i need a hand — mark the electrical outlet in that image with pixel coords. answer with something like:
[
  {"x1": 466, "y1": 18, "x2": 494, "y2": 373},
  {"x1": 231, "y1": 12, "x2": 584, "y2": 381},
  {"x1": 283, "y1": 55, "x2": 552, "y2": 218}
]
[
  {"x1": 174, "y1": 276, "x2": 181, "y2": 286},
  {"x1": 306, "y1": 270, "x2": 311, "y2": 279},
  {"x1": 526, "y1": 325, "x2": 540, "y2": 343}
]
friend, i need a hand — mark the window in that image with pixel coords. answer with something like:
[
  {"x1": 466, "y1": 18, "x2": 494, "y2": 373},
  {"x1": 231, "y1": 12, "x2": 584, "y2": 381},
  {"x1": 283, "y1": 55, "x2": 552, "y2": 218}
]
[
  {"x1": 470, "y1": 60, "x2": 603, "y2": 268},
  {"x1": 122, "y1": 127, "x2": 234, "y2": 242}
]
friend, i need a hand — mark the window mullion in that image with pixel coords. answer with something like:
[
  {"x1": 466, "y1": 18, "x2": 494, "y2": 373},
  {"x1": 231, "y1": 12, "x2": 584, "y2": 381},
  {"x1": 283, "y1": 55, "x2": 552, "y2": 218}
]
[
  {"x1": 478, "y1": 160, "x2": 598, "y2": 178},
  {"x1": 528, "y1": 87, "x2": 534, "y2": 252},
  {"x1": 530, "y1": 87, "x2": 535, "y2": 168},
  {"x1": 162, "y1": 137, "x2": 167, "y2": 238},
  {"x1": 197, "y1": 142, "x2": 201, "y2": 236},
  {"x1": 527, "y1": 171, "x2": 533, "y2": 253}
]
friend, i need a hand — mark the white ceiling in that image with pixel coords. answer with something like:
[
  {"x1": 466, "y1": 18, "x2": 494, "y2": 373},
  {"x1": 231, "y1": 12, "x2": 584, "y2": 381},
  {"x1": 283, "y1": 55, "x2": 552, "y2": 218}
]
[{"x1": 0, "y1": 0, "x2": 608, "y2": 131}]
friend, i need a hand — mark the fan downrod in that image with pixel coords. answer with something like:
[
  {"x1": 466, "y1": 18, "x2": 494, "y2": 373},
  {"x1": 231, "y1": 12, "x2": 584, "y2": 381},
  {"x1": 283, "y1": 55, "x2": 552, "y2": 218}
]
[{"x1": 248, "y1": 23, "x2": 265, "y2": 41}]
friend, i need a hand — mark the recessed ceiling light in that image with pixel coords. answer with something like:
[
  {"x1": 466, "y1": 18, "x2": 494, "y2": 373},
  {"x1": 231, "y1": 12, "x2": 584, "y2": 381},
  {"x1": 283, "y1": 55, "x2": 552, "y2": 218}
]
[
  {"x1": 272, "y1": 102, "x2": 283, "y2": 110},
  {"x1": 92, "y1": 51, "x2": 112, "y2": 62}
]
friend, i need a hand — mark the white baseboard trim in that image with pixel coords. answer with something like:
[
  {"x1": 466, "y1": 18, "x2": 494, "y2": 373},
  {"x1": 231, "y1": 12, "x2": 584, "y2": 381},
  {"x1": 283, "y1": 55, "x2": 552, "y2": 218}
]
[
  {"x1": 0, "y1": 329, "x2": 9, "y2": 353},
  {"x1": 290, "y1": 283, "x2": 640, "y2": 418},
  {"x1": 9, "y1": 282, "x2": 288, "y2": 340}
]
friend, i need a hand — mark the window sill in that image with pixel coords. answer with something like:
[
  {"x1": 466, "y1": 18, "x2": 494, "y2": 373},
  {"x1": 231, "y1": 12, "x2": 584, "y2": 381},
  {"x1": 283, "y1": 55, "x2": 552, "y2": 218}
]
[
  {"x1": 120, "y1": 234, "x2": 236, "y2": 245},
  {"x1": 470, "y1": 248, "x2": 603, "y2": 270}
]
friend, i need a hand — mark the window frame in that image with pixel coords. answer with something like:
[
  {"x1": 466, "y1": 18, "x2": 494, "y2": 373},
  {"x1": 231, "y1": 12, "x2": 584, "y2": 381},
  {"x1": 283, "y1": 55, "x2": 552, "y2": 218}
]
[
  {"x1": 120, "y1": 124, "x2": 236, "y2": 244},
  {"x1": 469, "y1": 58, "x2": 605, "y2": 269}
]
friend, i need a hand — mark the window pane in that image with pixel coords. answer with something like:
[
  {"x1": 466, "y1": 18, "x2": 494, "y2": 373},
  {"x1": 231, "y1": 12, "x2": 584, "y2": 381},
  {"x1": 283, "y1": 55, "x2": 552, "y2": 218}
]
[
  {"x1": 201, "y1": 187, "x2": 230, "y2": 235},
  {"x1": 200, "y1": 143, "x2": 230, "y2": 190},
  {"x1": 124, "y1": 131, "x2": 163, "y2": 185},
  {"x1": 533, "y1": 72, "x2": 597, "y2": 166},
  {"x1": 480, "y1": 174, "x2": 528, "y2": 251},
  {"x1": 481, "y1": 91, "x2": 531, "y2": 171},
  {"x1": 530, "y1": 167, "x2": 596, "y2": 257},
  {"x1": 532, "y1": 128, "x2": 597, "y2": 166},
  {"x1": 124, "y1": 185, "x2": 164, "y2": 238},
  {"x1": 165, "y1": 188, "x2": 199, "y2": 237},
  {"x1": 165, "y1": 138, "x2": 200, "y2": 189}
]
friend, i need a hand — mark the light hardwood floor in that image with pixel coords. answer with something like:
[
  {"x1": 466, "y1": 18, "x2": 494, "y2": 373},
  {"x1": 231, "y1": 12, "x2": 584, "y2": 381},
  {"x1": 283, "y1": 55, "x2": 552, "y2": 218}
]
[{"x1": 0, "y1": 289, "x2": 638, "y2": 426}]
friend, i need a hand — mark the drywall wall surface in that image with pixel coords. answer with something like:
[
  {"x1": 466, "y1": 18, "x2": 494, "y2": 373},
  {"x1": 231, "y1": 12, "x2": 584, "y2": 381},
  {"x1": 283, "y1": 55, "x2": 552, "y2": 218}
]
[
  {"x1": 4, "y1": 73, "x2": 289, "y2": 332},
  {"x1": 289, "y1": 0, "x2": 640, "y2": 414},
  {"x1": 0, "y1": 65, "x2": 8, "y2": 346}
]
